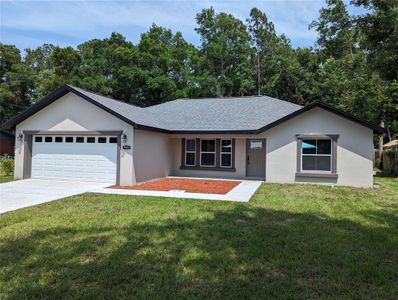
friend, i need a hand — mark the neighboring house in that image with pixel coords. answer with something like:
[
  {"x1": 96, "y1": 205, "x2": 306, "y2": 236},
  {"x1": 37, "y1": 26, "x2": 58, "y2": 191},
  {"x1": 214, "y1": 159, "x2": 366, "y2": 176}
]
[
  {"x1": 383, "y1": 140, "x2": 398, "y2": 149},
  {"x1": 0, "y1": 129, "x2": 15, "y2": 157},
  {"x1": 382, "y1": 139, "x2": 398, "y2": 175},
  {"x1": 3, "y1": 85, "x2": 385, "y2": 188}
]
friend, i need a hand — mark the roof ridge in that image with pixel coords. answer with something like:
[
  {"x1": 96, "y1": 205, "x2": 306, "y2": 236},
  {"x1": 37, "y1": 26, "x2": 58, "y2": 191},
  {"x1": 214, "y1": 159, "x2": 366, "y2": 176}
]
[
  {"x1": 67, "y1": 85, "x2": 303, "y2": 110},
  {"x1": 145, "y1": 95, "x2": 297, "y2": 108},
  {"x1": 177, "y1": 95, "x2": 272, "y2": 100}
]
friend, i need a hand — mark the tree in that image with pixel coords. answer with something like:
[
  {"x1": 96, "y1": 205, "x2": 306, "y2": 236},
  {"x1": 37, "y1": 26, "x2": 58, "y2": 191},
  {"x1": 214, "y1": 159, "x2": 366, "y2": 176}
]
[
  {"x1": 196, "y1": 7, "x2": 254, "y2": 96},
  {"x1": 25, "y1": 44, "x2": 55, "y2": 72},
  {"x1": 310, "y1": 0, "x2": 357, "y2": 59},
  {"x1": 316, "y1": 53, "x2": 386, "y2": 125},
  {"x1": 1, "y1": 5, "x2": 396, "y2": 139},
  {"x1": 247, "y1": 8, "x2": 278, "y2": 96},
  {"x1": 78, "y1": 33, "x2": 133, "y2": 97},
  {"x1": 32, "y1": 46, "x2": 82, "y2": 96},
  {"x1": 133, "y1": 24, "x2": 200, "y2": 106},
  {"x1": 24, "y1": 44, "x2": 55, "y2": 99},
  {"x1": 352, "y1": 0, "x2": 398, "y2": 81},
  {"x1": 0, "y1": 44, "x2": 34, "y2": 121}
]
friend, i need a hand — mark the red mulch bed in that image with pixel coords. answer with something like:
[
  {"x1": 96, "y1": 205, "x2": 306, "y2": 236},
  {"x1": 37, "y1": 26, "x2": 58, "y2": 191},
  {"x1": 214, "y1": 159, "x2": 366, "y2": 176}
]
[{"x1": 111, "y1": 178, "x2": 241, "y2": 195}]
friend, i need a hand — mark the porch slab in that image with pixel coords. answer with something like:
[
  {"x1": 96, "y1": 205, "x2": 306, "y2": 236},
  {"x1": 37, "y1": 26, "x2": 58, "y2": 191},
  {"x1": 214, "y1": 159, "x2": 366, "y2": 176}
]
[{"x1": 93, "y1": 177, "x2": 262, "y2": 202}]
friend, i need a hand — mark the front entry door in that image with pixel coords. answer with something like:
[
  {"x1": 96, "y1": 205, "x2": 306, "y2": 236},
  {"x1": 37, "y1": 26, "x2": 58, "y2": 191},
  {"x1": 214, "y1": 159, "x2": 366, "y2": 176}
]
[{"x1": 246, "y1": 139, "x2": 266, "y2": 178}]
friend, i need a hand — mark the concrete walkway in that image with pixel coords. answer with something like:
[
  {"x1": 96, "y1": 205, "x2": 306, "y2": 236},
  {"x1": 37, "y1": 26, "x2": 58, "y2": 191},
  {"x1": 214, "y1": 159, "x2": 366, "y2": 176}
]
[
  {"x1": 94, "y1": 179, "x2": 262, "y2": 202},
  {"x1": 1, "y1": 178, "x2": 263, "y2": 214},
  {"x1": 0, "y1": 179, "x2": 110, "y2": 214}
]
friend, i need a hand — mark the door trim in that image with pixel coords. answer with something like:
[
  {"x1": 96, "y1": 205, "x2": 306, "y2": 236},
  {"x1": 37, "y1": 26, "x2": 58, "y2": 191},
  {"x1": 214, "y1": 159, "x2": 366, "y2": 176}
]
[
  {"x1": 245, "y1": 138, "x2": 266, "y2": 179},
  {"x1": 23, "y1": 130, "x2": 122, "y2": 184}
]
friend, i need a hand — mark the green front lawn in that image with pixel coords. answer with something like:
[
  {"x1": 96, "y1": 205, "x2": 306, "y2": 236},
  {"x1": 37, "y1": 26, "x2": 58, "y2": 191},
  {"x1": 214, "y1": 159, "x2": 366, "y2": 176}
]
[{"x1": 1, "y1": 177, "x2": 397, "y2": 299}]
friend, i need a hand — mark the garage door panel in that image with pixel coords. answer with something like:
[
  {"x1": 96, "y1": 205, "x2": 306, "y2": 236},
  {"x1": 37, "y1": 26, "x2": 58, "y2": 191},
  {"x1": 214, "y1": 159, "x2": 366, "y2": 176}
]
[{"x1": 32, "y1": 135, "x2": 117, "y2": 183}]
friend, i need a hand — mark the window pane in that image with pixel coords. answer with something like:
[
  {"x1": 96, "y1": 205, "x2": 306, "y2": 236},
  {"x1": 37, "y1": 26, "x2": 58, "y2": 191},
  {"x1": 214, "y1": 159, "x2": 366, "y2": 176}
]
[
  {"x1": 186, "y1": 139, "x2": 196, "y2": 151},
  {"x1": 35, "y1": 136, "x2": 42, "y2": 142},
  {"x1": 55, "y1": 137, "x2": 63, "y2": 143},
  {"x1": 65, "y1": 137, "x2": 73, "y2": 143},
  {"x1": 201, "y1": 153, "x2": 215, "y2": 166},
  {"x1": 302, "y1": 156, "x2": 316, "y2": 170},
  {"x1": 302, "y1": 156, "x2": 331, "y2": 171},
  {"x1": 221, "y1": 140, "x2": 232, "y2": 153},
  {"x1": 76, "y1": 137, "x2": 84, "y2": 143},
  {"x1": 250, "y1": 140, "x2": 262, "y2": 149},
  {"x1": 302, "y1": 140, "x2": 316, "y2": 154},
  {"x1": 201, "y1": 140, "x2": 215, "y2": 152},
  {"x1": 221, "y1": 153, "x2": 231, "y2": 167},
  {"x1": 316, "y1": 156, "x2": 331, "y2": 171},
  {"x1": 98, "y1": 137, "x2": 106, "y2": 143},
  {"x1": 109, "y1": 137, "x2": 118, "y2": 143},
  {"x1": 317, "y1": 140, "x2": 331, "y2": 154},
  {"x1": 87, "y1": 137, "x2": 95, "y2": 143},
  {"x1": 45, "y1": 137, "x2": 52, "y2": 143},
  {"x1": 186, "y1": 153, "x2": 195, "y2": 166}
]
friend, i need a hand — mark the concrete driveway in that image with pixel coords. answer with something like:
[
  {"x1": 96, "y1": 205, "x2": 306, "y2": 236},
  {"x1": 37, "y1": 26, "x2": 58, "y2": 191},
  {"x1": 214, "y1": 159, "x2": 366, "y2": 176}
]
[{"x1": 0, "y1": 179, "x2": 110, "y2": 214}]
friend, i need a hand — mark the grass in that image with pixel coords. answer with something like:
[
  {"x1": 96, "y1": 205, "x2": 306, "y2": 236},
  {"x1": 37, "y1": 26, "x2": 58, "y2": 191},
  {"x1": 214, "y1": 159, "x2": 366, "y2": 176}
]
[
  {"x1": 1, "y1": 177, "x2": 397, "y2": 299},
  {"x1": 0, "y1": 169, "x2": 14, "y2": 183},
  {"x1": 0, "y1": 174, "x2": 14, "y2": 183}
]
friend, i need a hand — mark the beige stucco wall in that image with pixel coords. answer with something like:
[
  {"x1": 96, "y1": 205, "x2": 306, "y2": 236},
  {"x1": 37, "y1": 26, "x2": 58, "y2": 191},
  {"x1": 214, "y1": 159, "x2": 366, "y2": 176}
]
[
  {"x1": 14, "y1": 92, "x2": 135, "y2": 185},
  {"x1": 133, "y1": 129, "x2": 172, "y2": 183},
  {"x1": 262, "y1": 107, "x2": 374, "y2": 188}
]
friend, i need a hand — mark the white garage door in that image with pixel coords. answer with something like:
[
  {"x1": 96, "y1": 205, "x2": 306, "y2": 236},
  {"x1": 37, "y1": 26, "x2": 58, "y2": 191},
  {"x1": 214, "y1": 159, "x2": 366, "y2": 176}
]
[{"x1": 32, "y1": 135, "x2": 118, "y2": 183}]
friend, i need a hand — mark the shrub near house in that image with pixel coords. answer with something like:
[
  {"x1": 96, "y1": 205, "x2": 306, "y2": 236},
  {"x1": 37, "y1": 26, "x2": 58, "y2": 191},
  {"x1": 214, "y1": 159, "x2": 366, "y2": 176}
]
[{"x1": 1, "y1": 154, "x2": 14, "y2": 176}]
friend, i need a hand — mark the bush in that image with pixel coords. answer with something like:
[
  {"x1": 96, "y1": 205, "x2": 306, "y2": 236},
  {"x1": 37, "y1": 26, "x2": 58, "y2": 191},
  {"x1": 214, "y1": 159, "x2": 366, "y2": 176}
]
[{"x1": 1, "y1": 154, "x2": 14, "y2": 176}]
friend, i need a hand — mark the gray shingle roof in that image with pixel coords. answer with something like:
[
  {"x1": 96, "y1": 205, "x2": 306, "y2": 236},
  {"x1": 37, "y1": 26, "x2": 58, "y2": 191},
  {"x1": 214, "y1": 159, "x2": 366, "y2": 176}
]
[
  {"x1": 2, "y1": 85, "x2": 386, "y2": 134},
  {"x1": 145, "y1": 97, "x2": 302, "y2": 131},
  {"x1": 69, "y1": 86, "x2": 167, "y2": 130},
  {"x1": 71, "y1": 86, "x2": 303, "y2": 132}
]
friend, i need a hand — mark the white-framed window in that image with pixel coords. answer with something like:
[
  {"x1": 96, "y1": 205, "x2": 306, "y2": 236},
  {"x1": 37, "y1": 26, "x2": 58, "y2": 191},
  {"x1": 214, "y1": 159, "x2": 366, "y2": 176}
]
[
  {"x1": 220, "y1": 139, "x2": 232, "y2": 167},
  {"x1": 185, "y1": 139, "x2": 196, "y2": 166},
  {"x1": 200, "y1": 139, "x2": 216, "y2": 167},
  {"x1": 301, "y1": 139, "x2": 332, "y2": 172}
]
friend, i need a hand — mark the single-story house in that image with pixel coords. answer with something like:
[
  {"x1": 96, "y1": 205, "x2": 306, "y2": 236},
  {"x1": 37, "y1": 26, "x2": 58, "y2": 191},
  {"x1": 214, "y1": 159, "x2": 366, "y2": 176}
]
[
  {"x1": 3, "y1": 85, "x2": 385, "y2": 188},
  {"x1": 0, "y1": 129, "x2": 15, "y2": 157}
]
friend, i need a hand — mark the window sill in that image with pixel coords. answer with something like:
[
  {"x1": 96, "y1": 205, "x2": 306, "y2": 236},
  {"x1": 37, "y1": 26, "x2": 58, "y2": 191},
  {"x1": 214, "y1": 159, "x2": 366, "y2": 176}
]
[
  {"x1": 295, "y1": 172, "x2": 338, "y2": 178},
  {"x1": 181, "y1": 166, "x2": 236, "y2": 172}
]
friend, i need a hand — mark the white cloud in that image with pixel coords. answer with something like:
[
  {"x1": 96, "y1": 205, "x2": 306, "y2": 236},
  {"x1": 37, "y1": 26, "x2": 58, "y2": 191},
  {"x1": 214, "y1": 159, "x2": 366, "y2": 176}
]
[{"x1": 0, "y1": 0, "x2": 355, "y2": 50}]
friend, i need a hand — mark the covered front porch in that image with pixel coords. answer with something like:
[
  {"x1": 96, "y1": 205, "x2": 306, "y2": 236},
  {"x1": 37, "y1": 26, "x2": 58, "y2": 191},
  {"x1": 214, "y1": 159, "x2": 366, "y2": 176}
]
[{"x1": 168, "y1": 136, "x2": 267, "y2": 181}]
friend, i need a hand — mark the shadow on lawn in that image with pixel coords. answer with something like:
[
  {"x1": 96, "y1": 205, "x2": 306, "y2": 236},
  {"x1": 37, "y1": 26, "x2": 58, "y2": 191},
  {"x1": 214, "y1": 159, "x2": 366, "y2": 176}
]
[{"x1": 1, "y1": 205, "x2": 397, "y2": 299}]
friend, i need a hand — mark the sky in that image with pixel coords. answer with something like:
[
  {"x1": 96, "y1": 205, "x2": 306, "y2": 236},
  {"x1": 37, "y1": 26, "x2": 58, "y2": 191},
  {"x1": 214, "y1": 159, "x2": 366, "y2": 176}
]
[{"x1": 1, "y1": 0, "x2": 362, "y2": 53}]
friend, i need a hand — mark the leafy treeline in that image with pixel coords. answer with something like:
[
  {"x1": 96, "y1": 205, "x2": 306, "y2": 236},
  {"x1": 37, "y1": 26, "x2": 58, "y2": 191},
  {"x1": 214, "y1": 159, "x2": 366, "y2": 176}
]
[{"x1": 1, "y1": 0, "x2": 397, "y2": 139}]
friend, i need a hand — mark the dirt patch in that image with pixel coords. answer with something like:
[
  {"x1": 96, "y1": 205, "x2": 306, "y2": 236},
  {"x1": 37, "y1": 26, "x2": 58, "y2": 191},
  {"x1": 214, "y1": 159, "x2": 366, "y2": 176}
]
[{"x1": 111, "y1": 178, "x2": 241, "y2": 195}]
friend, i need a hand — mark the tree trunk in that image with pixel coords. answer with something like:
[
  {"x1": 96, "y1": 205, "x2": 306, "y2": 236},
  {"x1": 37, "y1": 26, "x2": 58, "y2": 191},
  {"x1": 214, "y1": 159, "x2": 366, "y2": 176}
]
[{"x1": 257, "y1": 53, "x2": 261, "y2": 96}]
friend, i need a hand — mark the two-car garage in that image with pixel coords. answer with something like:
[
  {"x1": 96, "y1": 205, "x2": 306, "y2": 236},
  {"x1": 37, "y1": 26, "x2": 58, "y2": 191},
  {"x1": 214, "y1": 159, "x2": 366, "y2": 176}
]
[
  {"x1": 31, "y1": 134, "x2": 119, "y2": 184},
  {"x1": 7, "y1": 86, "x2": 138, "y2": 186}
]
